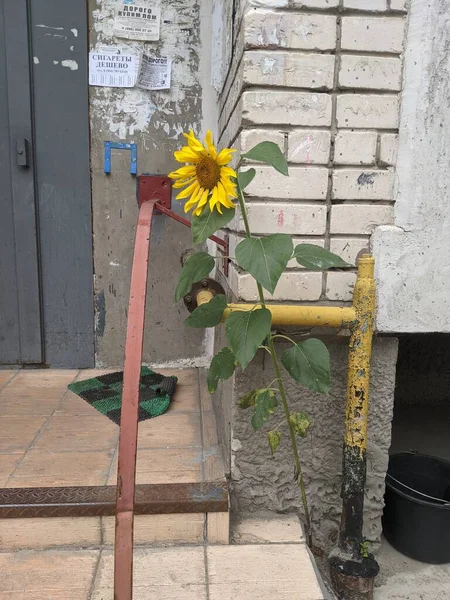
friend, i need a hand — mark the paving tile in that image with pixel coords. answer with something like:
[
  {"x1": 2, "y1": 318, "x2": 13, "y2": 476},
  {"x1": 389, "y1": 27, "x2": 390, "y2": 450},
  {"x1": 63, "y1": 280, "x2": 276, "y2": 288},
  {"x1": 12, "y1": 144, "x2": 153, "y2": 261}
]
[
  {"x1": 32, "y1": 415, "x2": 118, "y2": 453},
  {"x1": 0, "y1": 549, "x2": 98, "y2": 599},
  {"x1": 7, "y1": 369, "x2": 77, "y2": 391},
  {"x1": 8, "y1": 449, "x2": 114, "y2": 487},
  {"x1": 158, "y1": 368, "x2": 199, "y2": 387},
  {"x1": 92, "y1": 547, "x2": 207, "y2": 600},
  {"x1": 207, "y1": 511, "x2": 230, "y2": 544},
  {"x1": 102, "y1": 513, "x2": 205, "y2": 545},
  {"x1": 207, "y1": 545, "x2": 325, "y2": 600},
  {"x1": 55, "y1": 390, "x2": 107, "y2": 416},
  {"x1": 0, "y1": 454, "x2": 24, "y2": 486},
  {"x1": 0, "y1": 370, "x2": 18, "y2": 388},
  {"x1": 168, "y1": 384, "x2": 201, "y2": 413},
  {"x1": 0, "y1": 417, "x2": 47, "y2": 453},
  {"x1": 108, "y1": 447, "x2": 203, "y2": 485},
  {"x1": 75, "y1": 369, "x2": 117, "y2": 380},
  {"x1": 0, "y1": 394, "x2": 62, "y2": 417},
  {"x1": 0, "y1": 517, "x2": 101, "y2": 550},
  {"x1": 138, "y1": 413, "x2": 201, "y2": 449},
  {"x1": 233, "y1": 515, "x2": 305, "y2": 544}
]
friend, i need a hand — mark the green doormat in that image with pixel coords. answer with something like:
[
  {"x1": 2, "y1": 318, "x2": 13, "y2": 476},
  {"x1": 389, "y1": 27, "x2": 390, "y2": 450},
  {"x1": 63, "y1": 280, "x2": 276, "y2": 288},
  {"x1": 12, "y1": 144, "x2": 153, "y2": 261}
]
[{"x1": 68, "y1": 367, "x2": 178, "y2": 425}]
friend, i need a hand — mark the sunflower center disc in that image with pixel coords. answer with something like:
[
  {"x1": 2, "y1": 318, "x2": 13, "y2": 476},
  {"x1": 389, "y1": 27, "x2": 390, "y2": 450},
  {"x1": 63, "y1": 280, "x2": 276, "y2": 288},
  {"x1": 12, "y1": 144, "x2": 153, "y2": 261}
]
[{"x1": 196, "y1": 156, "x2": 221, "y2": 190}]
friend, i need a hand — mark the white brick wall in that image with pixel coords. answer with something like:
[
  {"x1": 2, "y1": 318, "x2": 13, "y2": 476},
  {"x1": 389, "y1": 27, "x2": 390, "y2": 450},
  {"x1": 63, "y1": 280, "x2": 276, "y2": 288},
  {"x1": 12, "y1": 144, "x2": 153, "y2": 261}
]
[{"x1": 218, "y1": 1, "x2": 406, "y2": 302}]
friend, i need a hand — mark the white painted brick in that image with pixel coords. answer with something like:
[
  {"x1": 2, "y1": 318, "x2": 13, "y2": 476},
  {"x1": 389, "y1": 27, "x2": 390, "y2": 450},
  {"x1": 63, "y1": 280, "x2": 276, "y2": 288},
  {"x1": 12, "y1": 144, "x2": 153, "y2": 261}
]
[
  {"x1": 291, "y1": 0, "x2": 339, "y2": 7},
  {"x1": 229, "y1": 264, "x2": 323, "y2": 301},
  {"x1": 343, "y1": 0, "x2": 387, "y2": 10},
  {"x1": 379, "y1": 133, "x2": 399, "y2": 166},
  {"x1": 339, "y1": 55, "x2": 402, "y2": 91},
  {"x1": 244, "y1": 51, "x2": 335, "y2": 90},
  {"x1": 336, "y1": 94, "x2": 399, "y2": 129},
  {"x1": 390, "y1": 0, "x2": 407, "y2": 10},
  {"x1": 330, "y1": 237, "x2": 370, "y2": 265},
  {"x1": 334, "y1": 131, "x2": 377, "y2": 165},
  {"x1": 288, "y1": 130, "x2": 331, "y2": 164},
  {"x1": 248, "y1": 0, "x2": 289, "y2": 6},
  {"x1": 233, "y1": 203, "x2": 328, "y2": 235},
  {"x1": 240, "y1": 129, "x2": 285, "y2": 154},
  {"x1": 330, "y1": 204, "x2": 394, "y2": 234},
  {"x1": 341, "y1": 17, "x2": 406, "y2": 53},
  {"x1": 243, "y1": 91, "x2": 332, "y2": 126},
  {"x1": 326, "y1": 272, "x2": 357, "y2": 302},
  {"x1": 246, "y1": 166, "x2": 329, "y2": 199},
  {"x1": 244, "y1": 10, "x2": 337, "y2": 51},
  {"x1": 333, "y1": 169, "x2": 394, "y2": 200}
]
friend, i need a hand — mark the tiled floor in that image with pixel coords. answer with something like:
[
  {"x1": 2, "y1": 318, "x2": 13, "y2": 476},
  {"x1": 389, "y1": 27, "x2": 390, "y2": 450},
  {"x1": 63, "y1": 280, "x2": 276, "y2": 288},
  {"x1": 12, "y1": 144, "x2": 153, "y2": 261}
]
[{"x1": 0, "y1": 368, "x2": 220, "y2": 489}]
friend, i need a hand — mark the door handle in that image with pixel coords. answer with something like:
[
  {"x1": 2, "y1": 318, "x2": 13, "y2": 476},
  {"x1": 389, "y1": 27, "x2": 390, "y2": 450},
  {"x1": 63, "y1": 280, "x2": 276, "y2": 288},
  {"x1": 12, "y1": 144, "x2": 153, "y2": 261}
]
[{"x1": 16, "y1": 139, "x2": 30, "y2": 167}]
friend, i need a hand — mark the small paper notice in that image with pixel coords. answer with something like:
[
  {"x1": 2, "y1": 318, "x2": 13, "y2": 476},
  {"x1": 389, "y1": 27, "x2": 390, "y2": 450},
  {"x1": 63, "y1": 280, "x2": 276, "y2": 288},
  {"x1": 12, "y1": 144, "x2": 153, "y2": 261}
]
[
  {"x1": 89, "y1": 49, "x2": 140, "y2": 87},
  {"x1": 114, "y1": 3, "x2": 161, "y2": 42},
  {"x1": 137, "y1": 55, "x2": 172, "y2": 90}
]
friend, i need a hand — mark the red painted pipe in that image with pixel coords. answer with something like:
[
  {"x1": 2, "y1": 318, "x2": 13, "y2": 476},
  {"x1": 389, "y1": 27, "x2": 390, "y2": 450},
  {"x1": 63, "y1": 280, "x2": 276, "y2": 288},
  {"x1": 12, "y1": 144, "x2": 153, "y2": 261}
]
[{"x1": 114, "y1": 199, "x2": 156, "y2": 600}]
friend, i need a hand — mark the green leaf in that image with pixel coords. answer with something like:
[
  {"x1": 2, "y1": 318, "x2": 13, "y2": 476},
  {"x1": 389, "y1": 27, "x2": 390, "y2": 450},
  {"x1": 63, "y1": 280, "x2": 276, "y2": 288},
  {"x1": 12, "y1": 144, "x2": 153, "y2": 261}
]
[
  {"x1": 281, "y1": 339, "x2": 330, "y2": 394},
  {"x1": 236, "y1": 234, "x2": 293, "y2": 294},
  {"x1": 185, "y1": 295, "x2": 227, "y2": 328},
  {"x1": 238, "y1": 168, "x2": 256, "y2": 191},
  {"x1": 191, "y1": 203, "x2": 235, "y2": 245},
  {"x1": 207, "y1": 347, "x2": 236, "y2": 393},
  {"x1": 289, "y1": 412, "x2": 312, "y2": 438},
  {"x1": 175, "y1": 252, "x2": 215, "y2": 302},
  {"x1": 239, "y1": 389, "x2": 259, "y2": 409},
  {"x1": 242, "y1": 141, "x2": 289, "y2": 176},
  {"x1": 225, "y1": 308, "x2": 272, "y2": 369},
  {"x1": 252, "y1": 389, "x2": 278, "y2": 430},
  {"x1": 293, "y1": 244, "x2": 351, "y2": 270},
  {"x1": 267, "y1": 430, "x2": 282, "y2": 455}
]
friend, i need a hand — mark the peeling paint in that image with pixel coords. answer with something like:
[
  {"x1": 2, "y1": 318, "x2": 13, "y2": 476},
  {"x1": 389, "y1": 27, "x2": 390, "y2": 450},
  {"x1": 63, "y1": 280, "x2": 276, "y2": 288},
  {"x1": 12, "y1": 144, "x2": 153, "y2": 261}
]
[
  {"x1": 33, "y1": 57, "x2": 40, "y2": 64},
  {"x1": 61, "y1": 59, "x2": 79, "y2": 71},
  {"x1": 36, "y1": 24, "x2": 64, "y2": 30},
  {"x1": 71, "y1": 28, "x2": 78, "y2": 37}
]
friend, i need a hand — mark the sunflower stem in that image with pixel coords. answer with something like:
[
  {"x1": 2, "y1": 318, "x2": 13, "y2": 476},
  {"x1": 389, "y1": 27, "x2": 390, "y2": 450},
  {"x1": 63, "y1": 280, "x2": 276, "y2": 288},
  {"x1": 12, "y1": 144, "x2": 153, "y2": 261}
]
[{"x1": 236, "y1": 179, "x2": 312, "y2": 547}]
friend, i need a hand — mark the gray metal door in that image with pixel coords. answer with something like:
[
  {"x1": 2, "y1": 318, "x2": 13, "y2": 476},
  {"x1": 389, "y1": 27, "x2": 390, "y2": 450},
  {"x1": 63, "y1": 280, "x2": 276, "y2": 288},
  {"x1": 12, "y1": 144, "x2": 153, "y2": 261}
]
[
  {"x1": 0, "y1": 0, "x2": 94, "y2": 367},
  {"x1": 0, "y1": 1, "x2": 43, "y2": 364}
]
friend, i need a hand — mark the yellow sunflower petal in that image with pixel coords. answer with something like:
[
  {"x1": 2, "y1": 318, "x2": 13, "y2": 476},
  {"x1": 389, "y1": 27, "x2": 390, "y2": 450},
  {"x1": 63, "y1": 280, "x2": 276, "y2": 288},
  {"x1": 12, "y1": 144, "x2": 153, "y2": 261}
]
[
  {"x1": 216, "y1": 148, "x2": 236, "y2": 165},
  {"x1": 176, "y1": 181, "x2": 200, "y2": 201},
  {"x1": 196, "y1": 189, "x2": 209, "y2": 210},
  {"x1": 184, "y1": 187, "x2": 203, "y2": 213},
  {"x1": 168, "y1": 166, "x2": 196, "y2": 179},
  {"x1": 220, "y1": 166, "x2": 237, "y2": 178},
  {"x1": 205, "y1": 130, "x2": 217, "y2": 159},
  {"x1": 173, "y1": 177, "x2": 196, "y2": 189},
  {"x1": 183, "y1": 131, "x2": 205, "y2": 153},
  {"x1": 209, "y1": 187, "x2": 219, "y2": 211},
  {"x1": 174, "y1": 148, "x2": 202, "y2": 163},
  {"x1": 218, "y1": 182, "x2": 235, "y2": 208}
]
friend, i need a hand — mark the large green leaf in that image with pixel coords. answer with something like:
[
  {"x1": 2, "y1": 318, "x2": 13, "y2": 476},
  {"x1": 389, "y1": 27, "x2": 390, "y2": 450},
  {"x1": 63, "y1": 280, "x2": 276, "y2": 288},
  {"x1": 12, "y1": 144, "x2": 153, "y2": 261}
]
[
  {"x1": 289, "y1": 412, "x2": 312, "y2": 438},
  {"x1": 267, "y1": 430, "x2": 282, "y2": 455},
  {"x1": 185, "y1": 294, "x2": 227, "y2": 328},
  {"x1": 252, "y1": 389, "x2": 278, "y2": 430},
  {"x1": 175, "y1": 252, "x2": 215, "y2": 302},
  {"x1": 281, "y1": 338, "x2": 330, "y2": 394},
  {"x1": 207, "y1": 347, "x2": 236, "y2": 393},
  {"x1": 238, "y1": 168, "x2": 256, "y2": 191},
  {"x1": 225, "y1": 308, "x2": 272, "y2": 369},
  {"x1": 293, "y1": 244, "x2": 351, "y2": 270},
  {"x1": 191, "y1": 203, "x2": 235, "y2": 244},
  {"x1": 236, "y1": 234, "x2": 293, "y2": 294},
  {"x1": 242, "y1": 141, "x2": 288, "y2": 176}
]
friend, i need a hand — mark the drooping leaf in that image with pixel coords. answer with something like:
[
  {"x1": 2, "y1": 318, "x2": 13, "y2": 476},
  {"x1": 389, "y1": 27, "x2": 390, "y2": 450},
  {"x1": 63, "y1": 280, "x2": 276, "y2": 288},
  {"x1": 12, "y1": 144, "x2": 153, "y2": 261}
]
[
  {"x1": 238, "y1": 168, "x2": 256, "y2": 191},
  {"x1": 185, "y1": 294, "x2": 227, "y2": 328},
  {"x1": 236, "y1": 234, "x2": 293, "y2": 294},
  {"x1": 289, "y1": 412, "x2": 312, "y2": 438},
  {"x1": 242, "y1": 141, "x2": 289, "y2": 176},
  {"x1": 175, "y1": 252, "x2": 215, "y2": 302},
  {"x1": 281, "y1": 339, "x2": 330, "y2": 394},
  {"x1": 225, "y1": 308, "x2": 272, "y2": 369},
  {"x1": 239, "y1": 389, "x2": 259, "y2": 409},
  {"x1": 207, "y1": 347, "x2": 236, "y2": 393},
  {"x1": 267, "y1": 430, "x2": 282, "y2": 455},
  {"x1": 252, "y1": 389, "x2": 278, "y2": 430},
  {"x1": 293, "y1": 244, "x2": 351, "y2": 270},
  {"x1": 191, "y1": 203, "x2": 235, "y2": 245}
]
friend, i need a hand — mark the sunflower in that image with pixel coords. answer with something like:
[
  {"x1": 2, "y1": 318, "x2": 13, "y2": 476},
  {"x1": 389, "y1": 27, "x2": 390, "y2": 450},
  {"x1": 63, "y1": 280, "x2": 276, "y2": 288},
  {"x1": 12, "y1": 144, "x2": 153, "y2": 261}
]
[{"x1": 168, "y1": 130, "x2": 238, "y2": 216}]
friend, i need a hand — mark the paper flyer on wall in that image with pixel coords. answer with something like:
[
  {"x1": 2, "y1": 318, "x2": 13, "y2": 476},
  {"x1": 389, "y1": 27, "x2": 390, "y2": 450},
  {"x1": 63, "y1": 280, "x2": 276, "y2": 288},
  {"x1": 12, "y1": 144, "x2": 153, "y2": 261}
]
[
  {"x1": 89, "y1": 46, "x2": 140, "y2": 87},
  {"x1": 114, "y1": 3, "x2": 161, "y2": 41},
  {"x1": 137, "y1": 55, "x2": 172, "y2": 90}
]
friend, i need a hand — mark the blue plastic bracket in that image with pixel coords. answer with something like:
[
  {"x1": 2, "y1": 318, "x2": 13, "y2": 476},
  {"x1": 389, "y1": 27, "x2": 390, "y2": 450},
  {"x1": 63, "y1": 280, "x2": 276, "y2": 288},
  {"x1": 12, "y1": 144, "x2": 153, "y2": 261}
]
[{"x1": 104, "y1": 142, "x2": 137, "y2": 176}]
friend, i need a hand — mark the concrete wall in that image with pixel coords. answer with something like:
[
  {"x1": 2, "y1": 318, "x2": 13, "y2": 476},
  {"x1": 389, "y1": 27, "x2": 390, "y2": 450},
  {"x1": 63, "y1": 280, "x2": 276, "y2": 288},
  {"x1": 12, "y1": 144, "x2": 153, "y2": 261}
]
[
  {"x1": 231, "y1": 337, "x2": 399, "y2": 550},
  {"x1": 373, "y1": 0, "x2": 450, "y2": 333},
  {"x1": 89, "y1": 0, "x2": 216, "y2": 367}
]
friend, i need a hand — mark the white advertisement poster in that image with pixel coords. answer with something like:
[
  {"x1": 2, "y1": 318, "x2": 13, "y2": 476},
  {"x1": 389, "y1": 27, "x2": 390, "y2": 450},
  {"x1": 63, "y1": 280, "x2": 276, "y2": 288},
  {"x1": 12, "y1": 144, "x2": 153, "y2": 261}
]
[
  {"x1": 89, "y1": 48, "x2": 140, "y2": 87},
  {"x1": 137, "y1": 55, "x2": 172, "y2": 90},
  {"x1": 114, "y1": 3, "x2": 161, "y2": 41}
]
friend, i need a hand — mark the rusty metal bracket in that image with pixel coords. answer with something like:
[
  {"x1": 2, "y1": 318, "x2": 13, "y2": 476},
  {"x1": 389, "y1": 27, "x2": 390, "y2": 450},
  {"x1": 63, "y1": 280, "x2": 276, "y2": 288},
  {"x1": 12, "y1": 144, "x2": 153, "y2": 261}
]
[{"x1": 138, "y1": 175, "x2": 171, "y2": 209}]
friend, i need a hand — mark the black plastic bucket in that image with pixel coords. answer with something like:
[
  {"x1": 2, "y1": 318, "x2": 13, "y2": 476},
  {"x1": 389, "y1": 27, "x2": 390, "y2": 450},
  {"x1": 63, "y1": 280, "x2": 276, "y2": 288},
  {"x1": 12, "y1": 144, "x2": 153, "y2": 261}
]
[{"x1": 383, "y1": 452, "x2": 450, "y2": 563}]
